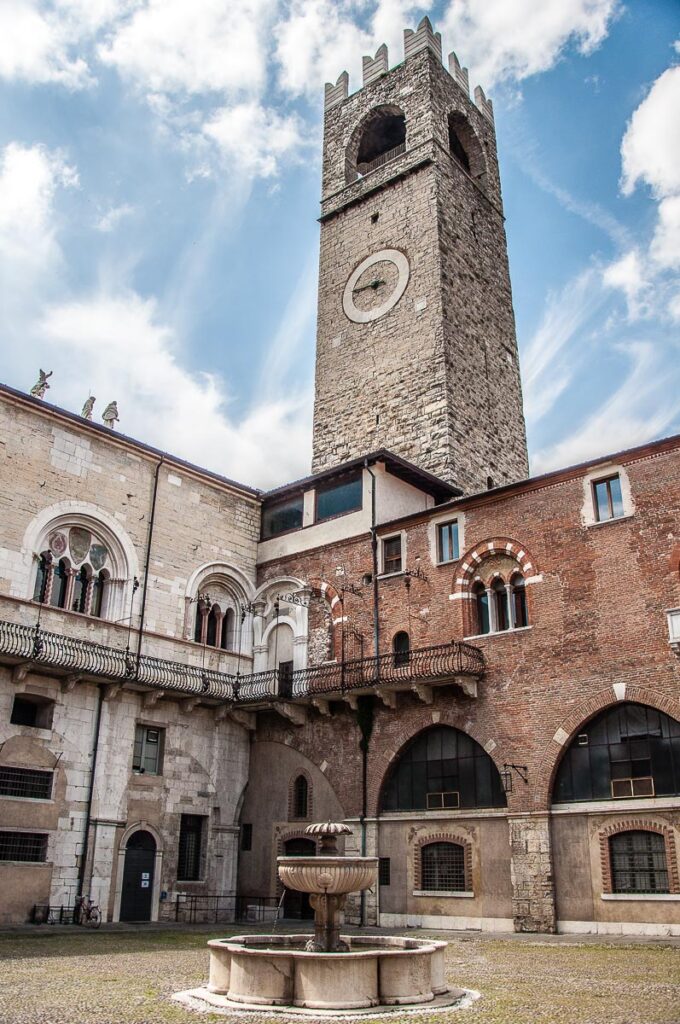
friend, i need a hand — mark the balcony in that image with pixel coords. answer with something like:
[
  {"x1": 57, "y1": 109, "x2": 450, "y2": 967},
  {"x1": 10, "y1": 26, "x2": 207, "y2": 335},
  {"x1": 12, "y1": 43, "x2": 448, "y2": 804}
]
[{"x1": 0, "y1": 617, "x2": 484, "y2": 717}]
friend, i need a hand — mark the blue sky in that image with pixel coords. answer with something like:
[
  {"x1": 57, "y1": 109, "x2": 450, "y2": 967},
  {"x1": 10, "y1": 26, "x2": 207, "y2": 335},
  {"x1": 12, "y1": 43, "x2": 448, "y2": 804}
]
[{"x1": 0, "y1": 0, "x2": 678, "y2": 488}]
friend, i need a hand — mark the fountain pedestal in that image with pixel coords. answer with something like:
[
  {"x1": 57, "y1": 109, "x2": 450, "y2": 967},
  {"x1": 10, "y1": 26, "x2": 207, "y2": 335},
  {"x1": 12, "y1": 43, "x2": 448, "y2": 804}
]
[{"x1": 307, "y1": 893, "x2": 348, "y2": 952}]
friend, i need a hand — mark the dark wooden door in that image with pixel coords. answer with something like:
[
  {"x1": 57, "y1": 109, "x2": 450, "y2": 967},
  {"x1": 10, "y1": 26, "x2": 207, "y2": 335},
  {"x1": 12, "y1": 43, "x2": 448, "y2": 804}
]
[
  {"x1": 120, "y1": 830, "x2": 156, "y2": 921},
  {"x1": 282, "y1": 837, "x2": 315, "y2": 920}
]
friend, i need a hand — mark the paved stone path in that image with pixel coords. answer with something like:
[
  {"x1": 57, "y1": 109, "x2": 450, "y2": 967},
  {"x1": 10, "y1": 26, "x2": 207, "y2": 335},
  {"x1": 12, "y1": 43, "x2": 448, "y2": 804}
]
[{"x1": 0, "y1": 926, "x2": 678, "y2": 1024}]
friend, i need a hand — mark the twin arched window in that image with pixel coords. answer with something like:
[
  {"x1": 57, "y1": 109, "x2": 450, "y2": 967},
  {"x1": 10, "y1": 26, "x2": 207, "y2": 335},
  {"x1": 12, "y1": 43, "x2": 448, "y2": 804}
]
[
  {"x1": 473, "y1": 573, "x2": 527, "y2": 636},
  {"x1": 194, "y1": 602, "x2": 237, "y2": 651},
  {"x1": 33, "y1": 525, "x2": 112, "y2": 619}
]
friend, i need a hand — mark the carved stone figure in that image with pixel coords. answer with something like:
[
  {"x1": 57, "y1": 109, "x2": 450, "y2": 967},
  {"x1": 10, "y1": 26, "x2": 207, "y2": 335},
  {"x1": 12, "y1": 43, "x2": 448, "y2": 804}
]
[
  {"x1": 102, "y1": 401, "x2": 119, "y2": 429},
  {"x1": 30, "y1": 370, "x2": 53, "y2": 399},
  {"x1": 81, "y1": 396, "x2": 96, "y2": 420}
]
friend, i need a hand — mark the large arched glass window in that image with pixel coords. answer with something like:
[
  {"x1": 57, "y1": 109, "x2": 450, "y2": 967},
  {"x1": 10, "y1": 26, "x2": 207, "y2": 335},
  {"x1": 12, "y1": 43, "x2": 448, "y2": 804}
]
[
  {"x1": 380, "y1": 726, "x2": 506, "y2": 811},
  {"x1": 421, "y1": 842, "x2": 465, "y2": 892},
  {"x1": 610, "y1": 831, "x2": 669, "y2": 894},
  {"x1": 553, "y1": 703, "x2": 680, "y2": 803}
]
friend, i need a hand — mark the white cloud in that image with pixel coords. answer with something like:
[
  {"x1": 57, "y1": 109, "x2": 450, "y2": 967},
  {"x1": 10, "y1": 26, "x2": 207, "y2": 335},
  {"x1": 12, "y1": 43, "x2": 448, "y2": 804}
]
[
  {"x1": 0, "y1": 0, "x2": 90, "y2": 88},
  {"x1": 38, "y1": 289, "x2": 312, "y2": 488},
  {"x1": 98, "y1": 0, "x2": 273, "y2": 97},
  {"x1": 650, "y1": 195, "x2": 680, "y2": 270},
  {"x1": 602, "y1": 250, "x2": 650, "y2": 318},
  {"x1": 441, "y1": 0, "x2": 619, "y2": 89},
  {"x1": 0, "y1": 141, "x2": 77, "y2": 289},
  {"x1": 95, "y1": 202, "x2": 135, "y2": 233},
  {"x1": 203, "y1": 102, "x2": 304, "y2": 178},
  {"x1": 621, "y1": 64, "x2": 680, "y2": 199}
]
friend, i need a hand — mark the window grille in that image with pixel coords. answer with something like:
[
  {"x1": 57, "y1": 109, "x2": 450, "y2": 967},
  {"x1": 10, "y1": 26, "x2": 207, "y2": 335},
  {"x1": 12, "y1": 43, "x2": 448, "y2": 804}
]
[
  {"x1": 0, "y1": 831, "x2": 48, "y2": 862},
  {"x1": 610, "y1": 831, "x2": 669, "y2": 894},
  {"x1": 421, "y1": 842, "x2": 465, "y2": 892},
  {"x1": 133, "y1": 725, "x2": 163, "y2": 775},
  {"x1": 293, "y1": 775, "x2": 308, "y2": 819},
  {"x1": 178, "y1": 814, "x2": 204, "y2": 880},
  {"x1": 379, "y1": 857, "x2": 391, "y2": 886},
  {"x1": 0, "y1": 767, "x2": 53, "y2": 800}
]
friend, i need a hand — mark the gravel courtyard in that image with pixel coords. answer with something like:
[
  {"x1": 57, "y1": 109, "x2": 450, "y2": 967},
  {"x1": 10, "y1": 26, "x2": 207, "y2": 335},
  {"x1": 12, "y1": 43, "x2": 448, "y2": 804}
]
[{"x1": 0, "y1": 926, "x2": 678, "y2": 1024}]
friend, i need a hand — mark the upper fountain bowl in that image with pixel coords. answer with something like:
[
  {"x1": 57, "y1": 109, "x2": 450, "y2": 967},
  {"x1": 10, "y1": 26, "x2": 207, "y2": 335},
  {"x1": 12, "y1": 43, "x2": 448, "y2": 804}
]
[{"x1": 277, "y1": 856, "x2": 378, "y2": 895}]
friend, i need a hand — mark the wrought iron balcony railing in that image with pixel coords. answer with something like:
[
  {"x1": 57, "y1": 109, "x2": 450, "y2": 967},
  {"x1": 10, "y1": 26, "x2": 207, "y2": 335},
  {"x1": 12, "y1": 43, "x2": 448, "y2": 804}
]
[{"x1": 0, "y1": 619, "x2": 484, "y2": 705}]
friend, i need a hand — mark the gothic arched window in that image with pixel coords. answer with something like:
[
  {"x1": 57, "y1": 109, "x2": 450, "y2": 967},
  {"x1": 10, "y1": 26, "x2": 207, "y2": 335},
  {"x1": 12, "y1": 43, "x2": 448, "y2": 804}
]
[
  {"x1": 553, "y1": 703, "x2": 680, "y2": 803},
  {"x1": 473, "y1": 582, "x2": 490, "y2": 635},
  {"x1": 380, "y1": 726, "x2": 506, "y2": 811},
  {"x1": 293, "y1": 775, "x2": 309, "y2": 819},
  {"x1": 33, "y1": 553, "x2": 51, "y2": 603},
  {"x1": 90, "y1": 571, "x2": 108, "y2": 619},
  {"x1": 71, "y1": 566, "x2": 90, "y2": 614},
  {"x1": 491, "y1": 578, "x2": 509, "y2": 631},
  {"x1": 511, "y1": 574, "x2": 528, "y2": 628},
  {"x1": 393, "y1": 630, "x2": 410, "y2": 668},
  {"x1": 50, "y1": 559, "x2": 69, "y2": 609}
]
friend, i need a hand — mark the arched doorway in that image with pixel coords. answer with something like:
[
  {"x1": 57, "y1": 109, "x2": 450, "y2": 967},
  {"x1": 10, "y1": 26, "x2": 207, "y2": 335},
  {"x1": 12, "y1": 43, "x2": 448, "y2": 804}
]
[
  {"x1": 120, "y1": 830, "x2": 156, "y2": 921},
  {"x1": 282, "y1": 837, "x2": 315, "y2": 920}
]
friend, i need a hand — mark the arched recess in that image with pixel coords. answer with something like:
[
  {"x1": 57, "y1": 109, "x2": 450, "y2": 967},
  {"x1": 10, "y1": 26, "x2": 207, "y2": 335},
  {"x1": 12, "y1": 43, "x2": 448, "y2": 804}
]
[
  {"x1": 447, "y1": 110, "x2": 486, "y2": 184},
  {"x1": 345, "y1": 104, "x2": 406, "y2": 182},
  {"x1": 112, "y1": 821, "x2": 163, "y2": 923},
  {"x1": 21, "y1": 501, "x2": 138, "y2": 621},
  {"x1": 185, "y1": 561, "x2": 254, "y2": 651},
  {"x1": 378, "y1": 725, "x2": 507, "y2": 814},
  {"x1": 252, "y1": 577, "x2": 310, "y2": 674},
  {"x1": 307, "y1": 577, "x2": 345, "y2": 663},
  {"x1": 535, "y1": 685, "x2": 680, "y2": 808}
]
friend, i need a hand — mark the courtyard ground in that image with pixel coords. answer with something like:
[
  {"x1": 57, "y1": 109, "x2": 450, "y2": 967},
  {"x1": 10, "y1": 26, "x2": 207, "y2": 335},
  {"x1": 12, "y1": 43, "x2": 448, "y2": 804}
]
[{"x1": 0, "y1": 924, "x2": 678, "y2": 1024}]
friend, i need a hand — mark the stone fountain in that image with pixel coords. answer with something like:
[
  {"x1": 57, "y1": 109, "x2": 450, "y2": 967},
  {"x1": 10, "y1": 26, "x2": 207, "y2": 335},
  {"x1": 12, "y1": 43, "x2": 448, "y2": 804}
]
[{"x1": 174, "y1": 822, "x2": 470, "y2": 1015}]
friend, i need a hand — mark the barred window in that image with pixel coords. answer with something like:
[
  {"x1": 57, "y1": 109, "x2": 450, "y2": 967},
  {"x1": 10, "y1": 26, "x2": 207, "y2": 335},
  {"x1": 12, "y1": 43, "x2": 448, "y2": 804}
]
[
  {"x1": 610, "y1": 831, "x2": 669, "y2": 894},
  {"x1": 0, "y1": 767, "x2": 53, "y2": 800},
  {"x1": 379, "y1": 857, "x2": 391, "y2": 886},
  {"x1": 0, "y1": 831, "x2": 48, "y2": 862},
  {"x1": 421, "y1": 842, "x2": 466, "y2": 892},
  {"x1": 177, "y1": 814, "x2": 205, "y2": 881}
]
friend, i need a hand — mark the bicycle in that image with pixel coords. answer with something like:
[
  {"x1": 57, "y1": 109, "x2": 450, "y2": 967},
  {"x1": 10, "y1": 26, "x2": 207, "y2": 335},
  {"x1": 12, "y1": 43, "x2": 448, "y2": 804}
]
[{"x1": 74, "y1": 895, "x2": 102, "y2": 928}]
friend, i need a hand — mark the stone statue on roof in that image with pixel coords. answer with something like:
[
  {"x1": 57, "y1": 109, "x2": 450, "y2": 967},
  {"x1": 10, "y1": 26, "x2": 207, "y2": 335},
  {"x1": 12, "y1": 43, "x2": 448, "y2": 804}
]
[
  {"x1": 102, "y1": 401, "x2": 119, "y2": 429},
  {"x1": 81, "y1": 396, "x2": 96, "y2": 420},
  {"x1": 30, "y1": 370, "x2": 53, "y2": 399}
]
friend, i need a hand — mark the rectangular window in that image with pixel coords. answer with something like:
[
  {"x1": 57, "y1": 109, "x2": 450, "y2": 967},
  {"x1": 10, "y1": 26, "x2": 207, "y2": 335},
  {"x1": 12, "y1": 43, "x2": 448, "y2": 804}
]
[
  {"x1": 177, "y1": 814, "x2": 205, "y2": 880},
  {"x1": 315, "y1": 474, "x2": 363, "y2": 522},
  {"x1": 426, "y1": 791, "x2": 460, "y2": 809},
  {"x1": 593, "y1": 475, "x2": 624, "y2": 522},
  {"x1": 382, "y1": 536, "x2": 402, "y2": 575},
  {"x1": 379, "y1": 857, "x2": 391, "y2": 886},
  {"x1": 436, "y1": 521, "x2": 459, "y2": 563},
  {"x1": 0, "y1": 831, "x2": 48, "y2": 862},
  {"x1": 10, "y1": 695, "x2": 54, "y2": 730},
  {"x1": 261, "y1": 496, "x2": 304, "y2": 539},
  {"x1": 241, "y1": 824, "x2": 253, "y2": 852},
  {"x1": 133, "y1": 725, "x2": 164, "y2": 776},
  {"x1": 0, "y1": 767, "x2": 53, "y2": 800}
]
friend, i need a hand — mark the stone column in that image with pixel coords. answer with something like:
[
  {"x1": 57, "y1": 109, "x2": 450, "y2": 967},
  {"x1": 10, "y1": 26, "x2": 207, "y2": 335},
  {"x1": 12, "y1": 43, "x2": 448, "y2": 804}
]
[{"x1": 508, "y1": 814, "x2": 556, "y2": 932}]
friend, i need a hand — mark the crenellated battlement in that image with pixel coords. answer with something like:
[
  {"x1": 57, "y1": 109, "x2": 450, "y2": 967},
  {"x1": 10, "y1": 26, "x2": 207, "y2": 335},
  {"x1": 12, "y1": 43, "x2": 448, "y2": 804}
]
[{"x1": 324, "y1": 16, "x2": 494, "y2": 124}]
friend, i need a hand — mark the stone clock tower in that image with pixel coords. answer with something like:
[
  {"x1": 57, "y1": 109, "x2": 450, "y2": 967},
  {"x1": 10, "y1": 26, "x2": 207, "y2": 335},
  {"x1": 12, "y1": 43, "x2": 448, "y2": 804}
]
[{"x1": 311, "y1": 18, "x2": 529, "y2": 494}]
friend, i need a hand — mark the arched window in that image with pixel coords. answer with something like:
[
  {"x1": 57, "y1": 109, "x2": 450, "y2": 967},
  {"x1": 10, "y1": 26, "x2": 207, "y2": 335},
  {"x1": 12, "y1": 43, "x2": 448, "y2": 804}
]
[
  {"x1": 473, "y1": 582, "x2": 490, "y2": 635},
  {"x1": 50, "y1": 559, "x2": 69, "y2": 609},
  {"x1": 421, "y1": 841, "x2": 466, "y2": 892},
  {"x1": 347, "y1": 105, "x2": 406, "y2": 181},
  {"x1": 610, "y1": 831, "x2": 669, "y2": 894},
  {"x1": 71, "y1": 566, "x2": 90, "y2": 614},
  {"x1": 33, "y1": 553, "x2": 51, "y2": 603},
  {"x1": 511, "y1": 574, "x2": 528, "y2": 628},
  {"x1": 491, "y1": 578, "x2": 509, "y2": 631},
  {"x1": 206, "y1": 604, "x2": 221, "y2": 648},
  {"x1": 447, "y1": 111, "x2": 486, "y2": 184},
  {"x1": 380, "y1": 726, "x2": 506, "y2": 811},
  {"x1": 293, "y1": 775, "x2": 308, "y2": 819},
  {"x1": 393, "y1": 630, "x2": 410, "y2": 668},
  {"x1": 221, "y1": 607, "x2": 236, "y2": 651},
  {"x1": 91, "y1": 571, "x2": 107, "y2": 619},
  {"x1": 553, "y1": 703, "x2": 680, "y2": 803}
]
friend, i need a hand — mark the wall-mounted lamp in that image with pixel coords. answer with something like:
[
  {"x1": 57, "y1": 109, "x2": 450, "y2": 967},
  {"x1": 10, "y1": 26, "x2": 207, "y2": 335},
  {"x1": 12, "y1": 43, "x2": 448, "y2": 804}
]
[
  {"x1": 501, "y1": 763, "x2": 528, "y2": 793},
  {"x1": 666, "y1": 609, "x2": 680, "y2": 655}
]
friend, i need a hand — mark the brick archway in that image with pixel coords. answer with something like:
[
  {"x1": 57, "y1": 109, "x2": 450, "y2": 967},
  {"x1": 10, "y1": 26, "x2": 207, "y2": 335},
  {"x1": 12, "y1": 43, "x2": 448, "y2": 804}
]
[
  {"x1": 535, "y1": 685, "x2": 680, "y2": 808},
  {"x1": 368, "y1": 717, "x2": 507, "y2": 816},
  {"x1": 453, "y1": 537, "x2": 538, "y2": 594}
]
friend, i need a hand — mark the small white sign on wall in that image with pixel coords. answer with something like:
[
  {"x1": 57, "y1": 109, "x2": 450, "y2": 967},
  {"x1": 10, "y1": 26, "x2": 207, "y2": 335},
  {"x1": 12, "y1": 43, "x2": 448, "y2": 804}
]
[
  {"x1": 141, "y1": 880, "x2": 150, "y2": 888},
  {"x1": 141, "y1": 872, "x2": 150, "y2": 880}
]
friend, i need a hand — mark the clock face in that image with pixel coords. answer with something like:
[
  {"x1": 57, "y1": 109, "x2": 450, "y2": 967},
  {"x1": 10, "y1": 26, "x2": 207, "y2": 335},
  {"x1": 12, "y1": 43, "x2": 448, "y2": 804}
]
[{"x1": 342, "y1": 249, "x2": 410, "y2": 324}]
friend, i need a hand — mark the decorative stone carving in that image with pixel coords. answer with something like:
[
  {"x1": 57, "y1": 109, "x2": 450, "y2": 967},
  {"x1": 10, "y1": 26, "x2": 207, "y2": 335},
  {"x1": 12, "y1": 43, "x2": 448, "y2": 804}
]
[{"x1": 30, "y1": 369, "x2": 52, "y2": 399}]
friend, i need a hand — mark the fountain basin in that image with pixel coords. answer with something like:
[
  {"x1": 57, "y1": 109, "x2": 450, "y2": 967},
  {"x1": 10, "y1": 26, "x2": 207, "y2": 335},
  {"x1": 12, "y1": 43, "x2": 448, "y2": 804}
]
[
  {"x1": 207, "y1": 934, "x2": 449, "y2": 1010},
  {"x1": 278, "y1": 856, "x2": 378, "y2": 895}
]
